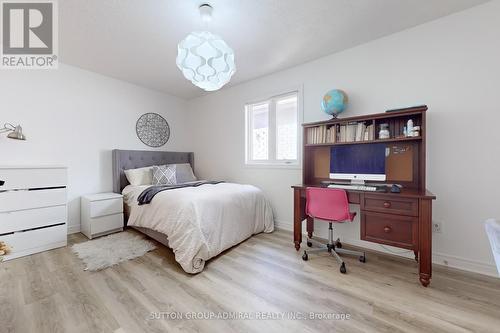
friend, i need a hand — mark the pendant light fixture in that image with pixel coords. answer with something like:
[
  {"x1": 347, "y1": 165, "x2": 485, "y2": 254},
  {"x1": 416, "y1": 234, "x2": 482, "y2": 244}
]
[{"x1": 176, "y1": 4, "x2": 236, "y2": 91}]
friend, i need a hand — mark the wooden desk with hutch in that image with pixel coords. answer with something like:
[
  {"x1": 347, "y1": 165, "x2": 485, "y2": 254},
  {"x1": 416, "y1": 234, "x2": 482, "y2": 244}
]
[{"x1": 292, "y1": 106, "x2": 436, "y2": 287}]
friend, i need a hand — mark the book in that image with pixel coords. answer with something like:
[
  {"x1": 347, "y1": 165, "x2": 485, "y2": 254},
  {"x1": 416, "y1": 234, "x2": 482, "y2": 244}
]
[
  {"x1": 355, "y1": 122, "x2": 366, "y2": 142},
  {"x1": 339, "y1": 125, "x2": 346, "y2": 142},
  {"x1": 365, "y1": 125, "x2": 370, "y2": 141},
  {"x1": 367, "y1": 124, "x2": 374, "y2": 140},
  {"x1": 346, "y1": 122, "x2": 357, "y2": 142},
  {"x1": 386, "y1": 105, "x2": 427, "y2": 113}
]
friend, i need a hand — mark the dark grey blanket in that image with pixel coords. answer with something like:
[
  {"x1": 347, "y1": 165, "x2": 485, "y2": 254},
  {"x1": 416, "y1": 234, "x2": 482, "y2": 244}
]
[{"x1": 137, "y1": 181, "x2": 225, "y2": 205}]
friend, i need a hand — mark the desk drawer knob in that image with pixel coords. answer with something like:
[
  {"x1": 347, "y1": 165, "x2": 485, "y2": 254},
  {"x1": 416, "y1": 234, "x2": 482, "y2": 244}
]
[
  {"x1": 383, "y1": 226, "x2": 392, "y2": 233},
  {"x1": 383, "y1": 201, "x2": 391, "y2": 208}
]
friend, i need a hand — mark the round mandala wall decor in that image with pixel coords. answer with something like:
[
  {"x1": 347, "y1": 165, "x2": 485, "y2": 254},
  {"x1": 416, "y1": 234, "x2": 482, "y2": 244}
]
[{"x1": 136, "y1": 113, "x2": 170, "y2": 147}]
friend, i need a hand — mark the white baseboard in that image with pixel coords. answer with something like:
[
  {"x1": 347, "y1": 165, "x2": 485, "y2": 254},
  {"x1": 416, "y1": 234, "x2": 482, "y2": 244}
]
[
  {"x1": 67, "y1": 224, "x2": 81, "y2": 234},
  {"x1": 432, "y1": 252, "x2": 498, "y2": 277},
  {"x1": 275, "y1": 219, "x2": 293, "y2": 231},
  {"x1": 273, "y1": 219, "x2": 499, "y2": 278}
]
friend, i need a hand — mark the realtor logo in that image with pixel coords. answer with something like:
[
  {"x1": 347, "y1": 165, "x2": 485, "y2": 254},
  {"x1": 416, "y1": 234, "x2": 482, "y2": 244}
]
[{"x1": 1, "y1": 0, "x2": 58, "y2": 69}]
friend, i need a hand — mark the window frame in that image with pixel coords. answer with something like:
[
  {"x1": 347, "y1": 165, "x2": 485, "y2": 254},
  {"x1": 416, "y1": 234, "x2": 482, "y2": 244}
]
[{"x1": 245, "y1": 88, "x2": 302, "y2": 168}]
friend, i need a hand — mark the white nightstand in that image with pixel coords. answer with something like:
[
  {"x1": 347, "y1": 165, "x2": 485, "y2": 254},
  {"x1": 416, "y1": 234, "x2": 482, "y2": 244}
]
[{"x1": 81, "y1": 192, "x2": 124, "y2": 239}]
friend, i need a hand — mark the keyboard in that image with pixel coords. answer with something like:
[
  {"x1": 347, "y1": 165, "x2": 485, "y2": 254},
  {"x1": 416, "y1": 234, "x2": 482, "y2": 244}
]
[{"x1": 327, "y1": 184, "x2": 378, "y2": 192}]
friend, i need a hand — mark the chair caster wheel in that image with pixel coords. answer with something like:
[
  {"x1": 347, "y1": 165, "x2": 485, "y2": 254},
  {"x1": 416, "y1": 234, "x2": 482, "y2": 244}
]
[
  {"x1": 307, "y1": 241, "x2": 312, "y2": 247},
  {"x1": 340, "y1": 263, "x2": 347, "y2": 274},
  {"x1": 302, "y1": 251, "x2": 308, "y2": 261},
  {"x1": 359, "y1": 255, "x2": 366, "y2": 263},
  {"x1": 335, "y1": 239, "x2": 342, "y2": 248}
]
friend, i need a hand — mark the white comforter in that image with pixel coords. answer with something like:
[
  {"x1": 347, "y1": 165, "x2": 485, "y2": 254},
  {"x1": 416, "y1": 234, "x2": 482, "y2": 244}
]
[{"x1": 123, "y1": 183, "x2": 274, "y2": 273}]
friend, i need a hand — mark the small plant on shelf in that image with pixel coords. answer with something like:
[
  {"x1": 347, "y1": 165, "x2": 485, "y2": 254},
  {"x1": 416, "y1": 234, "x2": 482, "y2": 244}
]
[{"x1": 0, "y1": 241, "x2": 11, "y2": 262}]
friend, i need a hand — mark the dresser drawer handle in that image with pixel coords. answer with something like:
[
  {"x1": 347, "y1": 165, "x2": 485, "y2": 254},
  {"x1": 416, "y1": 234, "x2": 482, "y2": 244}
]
[
  {"x1": 383, "y1": 226, "x2": 392, "y2": 233},
  {"x1": 383, "y1": 201, "x2": 391, "y2": 208}
]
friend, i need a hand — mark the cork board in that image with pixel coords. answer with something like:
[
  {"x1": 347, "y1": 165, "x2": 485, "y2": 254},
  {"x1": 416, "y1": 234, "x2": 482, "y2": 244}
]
[
  {"x1": 386, "y1": 144, "x2": 413, "y2": 182},
  {"x1": 313, "y1": 147, "x2": 330, "y2": 179}
]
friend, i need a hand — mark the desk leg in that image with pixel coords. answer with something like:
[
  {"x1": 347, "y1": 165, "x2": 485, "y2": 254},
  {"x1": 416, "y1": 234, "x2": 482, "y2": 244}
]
[
  {"x1": 419, "y1": 199, "x2": 432, "y2": 287},
  {"x1": 294, "y1": 188, "x2": 303, "y2": 251}
]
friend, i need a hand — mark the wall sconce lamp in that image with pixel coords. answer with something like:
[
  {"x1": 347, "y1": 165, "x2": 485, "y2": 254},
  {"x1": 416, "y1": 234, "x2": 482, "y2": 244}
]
[{"x1": 0, "y1": 123, "x2": 26, "y2": 140}]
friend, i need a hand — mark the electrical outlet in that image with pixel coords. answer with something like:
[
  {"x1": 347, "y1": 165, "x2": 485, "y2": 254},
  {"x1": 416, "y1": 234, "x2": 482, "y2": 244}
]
[{"x1": 432, "y1": 221, "x2": 442, "y2": 233}]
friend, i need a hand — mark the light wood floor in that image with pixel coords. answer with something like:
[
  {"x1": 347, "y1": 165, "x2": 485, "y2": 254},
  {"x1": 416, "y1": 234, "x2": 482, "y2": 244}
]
[{"x1": 1, "y1": 230, "x2": 500, "y2": 333}]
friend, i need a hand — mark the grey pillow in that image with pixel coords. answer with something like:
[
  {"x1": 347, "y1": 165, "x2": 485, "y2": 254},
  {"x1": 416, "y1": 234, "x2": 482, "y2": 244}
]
[
  {"x1": 152, "y1": 164, "x2": 177, "y2": 185},
  {"x1": 175, "y1": 163, "x2": 197, "y2": 183}
]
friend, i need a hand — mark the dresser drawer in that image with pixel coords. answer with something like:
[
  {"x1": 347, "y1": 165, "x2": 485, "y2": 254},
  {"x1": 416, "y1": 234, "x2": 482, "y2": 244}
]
[
  {"x1": 0, "y1": 223, "x2": 67, "y2": 261},
  {"x1": 0, "y1": 205, "x2": 67, "y2": 234},
  {"x1": 0, "y1": 167, "x2": 67, "y2": 191},
  {"x1": 90, "y1": 198, "x2": 123, "y2": 218},
  {"x1": 361, "y1": 211, "x2": 417, "y2": 249},
  {"x1": 0, "y1": 188, "x2": 67, "y2": 212},
  {"x1": 362, "y1": 195, "x2": 418, "y2": 216}
]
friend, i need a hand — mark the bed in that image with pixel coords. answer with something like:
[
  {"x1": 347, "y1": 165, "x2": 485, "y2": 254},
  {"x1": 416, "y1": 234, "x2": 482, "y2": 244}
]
[{"x1": 112, "y1": 150, "x2": 274, "y2": 273}]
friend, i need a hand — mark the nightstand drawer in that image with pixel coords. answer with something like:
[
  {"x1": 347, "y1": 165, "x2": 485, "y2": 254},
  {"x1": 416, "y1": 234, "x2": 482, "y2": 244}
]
[
  {"x1": 90, "y1": 198, "x2": 123, "y2": 218},
  {"x1": 361, "y1": 211, "x2": 417, "y2": 249},
  {"x1": 362, "y1": 195, "x2": 418, "y2": 216},
  {"x1": 91, "y1": 213, "x2": 123, "y2": 236}
]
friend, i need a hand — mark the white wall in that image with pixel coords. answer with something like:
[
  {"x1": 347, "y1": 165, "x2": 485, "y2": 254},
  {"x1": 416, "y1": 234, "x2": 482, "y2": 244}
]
[
  {"x1": 0, "y1": 64, "x2": 190, "y2": 233},
  {"x1": 188, "y1": 1, "x2": 500, "y2": 276}
]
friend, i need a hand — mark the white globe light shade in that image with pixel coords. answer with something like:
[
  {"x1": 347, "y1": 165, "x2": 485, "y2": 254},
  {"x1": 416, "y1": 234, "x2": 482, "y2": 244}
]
[{"x1": 176, "y1": 31, "x2": 236, "y2": 91}]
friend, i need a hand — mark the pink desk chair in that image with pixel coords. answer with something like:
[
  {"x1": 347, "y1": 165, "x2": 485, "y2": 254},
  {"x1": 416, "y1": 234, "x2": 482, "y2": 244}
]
[{"x1": 303, "y1": 187, "x2": 366, "y2": 274}]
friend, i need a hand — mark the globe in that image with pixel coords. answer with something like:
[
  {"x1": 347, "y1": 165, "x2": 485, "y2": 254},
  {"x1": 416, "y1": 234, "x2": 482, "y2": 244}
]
[{"x1": 321, "y1": 89, "x2": 348, "y2": 118}]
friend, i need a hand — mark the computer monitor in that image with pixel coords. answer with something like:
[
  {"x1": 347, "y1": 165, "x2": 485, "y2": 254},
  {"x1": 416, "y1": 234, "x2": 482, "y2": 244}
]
[{"x1": 330, "y1": 143, "x2": 387, "y2": 184}]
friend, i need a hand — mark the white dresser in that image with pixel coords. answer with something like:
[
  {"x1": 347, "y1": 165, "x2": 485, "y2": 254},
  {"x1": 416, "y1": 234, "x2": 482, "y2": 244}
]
[
  {"x1": 0, "y1": 165, "x2": 68, "y2": 260},
  {"x1": 81, "y1": 192, "x2": 123, "y2": 239}
]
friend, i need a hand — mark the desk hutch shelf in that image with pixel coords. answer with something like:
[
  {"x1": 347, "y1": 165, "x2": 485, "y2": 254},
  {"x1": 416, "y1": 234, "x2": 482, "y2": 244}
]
[{"x1": 302, "y1": 106, "x2": 427, "y2": 190}]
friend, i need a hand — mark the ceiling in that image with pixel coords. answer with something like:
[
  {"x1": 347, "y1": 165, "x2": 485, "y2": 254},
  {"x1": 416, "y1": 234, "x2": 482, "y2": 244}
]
[{"x1": 59, "y1": 0, "x2": 488, "y2": 100}]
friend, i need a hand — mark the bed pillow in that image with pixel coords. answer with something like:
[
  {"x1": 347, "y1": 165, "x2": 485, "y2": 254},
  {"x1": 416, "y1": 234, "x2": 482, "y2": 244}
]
[
  {"x1": 152, "y1": 164, "x2": 177, "y2": 185},
  {"x1": 124, "y1": 166, "x2": 153, "y2": 186},
  {"x1": 175, "y1": 163, "x2": 197, "y2": 183}
]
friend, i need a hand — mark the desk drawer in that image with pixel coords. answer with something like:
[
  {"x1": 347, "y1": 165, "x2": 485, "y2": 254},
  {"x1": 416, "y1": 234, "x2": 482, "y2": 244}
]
[
  {"x1": 362, "y1": 195, "x2": 418, "y2": 216},
  {"x1": 361, "y1": 211, "x2": 417, "y2": 249},
  {"x1": 347, "y1": 191, "x2": 361, "y2": 204}
]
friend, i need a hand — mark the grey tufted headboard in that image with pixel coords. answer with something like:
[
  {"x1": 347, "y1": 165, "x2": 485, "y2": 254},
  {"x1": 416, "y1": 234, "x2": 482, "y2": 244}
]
[{"x1": 112, "y1": 149, "x2": 194, "y2": 193}]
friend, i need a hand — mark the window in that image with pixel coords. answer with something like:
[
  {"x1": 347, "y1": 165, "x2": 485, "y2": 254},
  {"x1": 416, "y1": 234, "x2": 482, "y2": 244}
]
[{"x1": 245, "y1": 91, "x2": 299, "y2": 166}]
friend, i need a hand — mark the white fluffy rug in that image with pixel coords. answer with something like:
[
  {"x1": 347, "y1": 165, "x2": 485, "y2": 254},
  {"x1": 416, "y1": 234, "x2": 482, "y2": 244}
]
[{"x1": 72, "y1": 231, "x2": 157, "y2": 271}]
